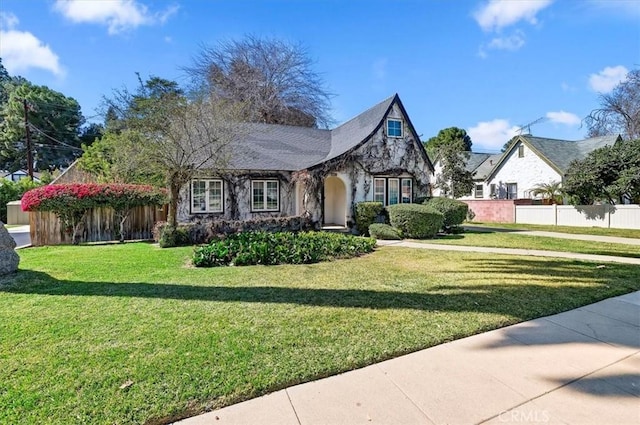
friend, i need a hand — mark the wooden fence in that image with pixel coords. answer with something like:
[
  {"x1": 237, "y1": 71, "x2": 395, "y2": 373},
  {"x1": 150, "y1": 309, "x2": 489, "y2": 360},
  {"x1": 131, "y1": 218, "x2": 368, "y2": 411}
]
[{"x1": 30, "y1": 205, "x2": 167, "y2": 246}]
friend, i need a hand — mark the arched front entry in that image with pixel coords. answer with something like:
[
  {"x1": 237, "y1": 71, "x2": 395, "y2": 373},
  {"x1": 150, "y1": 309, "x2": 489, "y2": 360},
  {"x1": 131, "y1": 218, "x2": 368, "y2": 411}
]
[{"x1": 323, "y1": 176, "x2": 347, "y2": 227}]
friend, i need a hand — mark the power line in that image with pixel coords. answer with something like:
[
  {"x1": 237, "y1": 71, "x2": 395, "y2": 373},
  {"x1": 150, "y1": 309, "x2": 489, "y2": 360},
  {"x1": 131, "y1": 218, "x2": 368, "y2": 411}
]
[{"x1": 28, "y1": 123, "x2": 83, "y2": 152}]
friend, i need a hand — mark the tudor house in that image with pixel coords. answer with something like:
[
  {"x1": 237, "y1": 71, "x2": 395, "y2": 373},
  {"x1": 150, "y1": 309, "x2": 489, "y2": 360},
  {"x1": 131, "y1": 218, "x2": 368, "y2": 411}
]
[{"x1": 178, "y1": 94, "x2": 434, "y2": 229}]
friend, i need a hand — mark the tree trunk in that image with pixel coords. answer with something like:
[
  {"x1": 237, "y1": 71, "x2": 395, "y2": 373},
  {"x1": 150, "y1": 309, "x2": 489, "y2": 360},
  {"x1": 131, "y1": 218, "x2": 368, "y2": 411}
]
[{"x1": 167, "y1": 182, "x2": 180, "y2": 227}]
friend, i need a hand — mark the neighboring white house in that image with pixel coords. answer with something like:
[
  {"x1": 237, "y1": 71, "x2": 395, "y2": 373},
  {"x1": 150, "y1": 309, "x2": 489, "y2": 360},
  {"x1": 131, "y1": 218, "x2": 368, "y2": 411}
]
[
  {"x1": 432, "y1": 152, "x2": 501, "y2": 199},
  {"x1": 484, "y1": 134, "x2": 621, "y2": 200},
  {"x1": 433, "y1": 134, "x2": 621, "y2": 200}
]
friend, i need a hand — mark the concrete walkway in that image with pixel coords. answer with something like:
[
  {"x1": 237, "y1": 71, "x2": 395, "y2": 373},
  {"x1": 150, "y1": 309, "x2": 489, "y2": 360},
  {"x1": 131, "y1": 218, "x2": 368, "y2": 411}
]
[
  {"x1": 175, "y1": 292, "x2": 640, "y2": 425},
  {"x1": 377, "y1": 239, "x2": 640, "y2": 265},
  {"x1": 464, "y1": 225, "x2": 640, "y2": 246}
]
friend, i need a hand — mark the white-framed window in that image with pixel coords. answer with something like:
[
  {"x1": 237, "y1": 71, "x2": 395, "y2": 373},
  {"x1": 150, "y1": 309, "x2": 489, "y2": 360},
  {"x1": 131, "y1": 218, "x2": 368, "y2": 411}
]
[
  {"x1": 475, "y1": 184, "x2": 484, "y2": 198},
  {"x1": 518, "y1": 145, "x2": 524, "y2": 158},
  {"x1": 388, "y1": 178, "x2": 400, "y2": 205},
  {"x1": 191, "y1": 179, "x2": 224, "y2": 213},
  {"x1": 507, "y1": 183, "x2": 518, "y2": 200},
  {"x1": 252, "y1": 180, "x2": 279, "y2": 211},
  {"x1": 387, "y1": 119, "x2": 403, "y2": 137},
  {"x1": 373, "y1": 177, "x2": 413, "y2": 205},
  {"x1": 373, "y1": 178, "x2": 386, "y2": 204},
  {"x1": 401, "y1": 179, "x2": 413, "y2": 203}
]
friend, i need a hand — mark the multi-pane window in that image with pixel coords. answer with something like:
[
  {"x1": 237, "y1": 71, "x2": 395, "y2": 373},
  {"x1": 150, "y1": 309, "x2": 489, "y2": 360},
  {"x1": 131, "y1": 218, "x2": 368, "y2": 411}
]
[
  {"x1": 373, "y1": 178, "x2": 386, "y2": 204},
  {"x1": 387, "y1": 119, "x2": 403, "y2": 137},
  {"x1": 388, "y1": 179, "x2": 400, "y2": 205},
  {"x1": 373, "y1": 177, "x2": 413, "y2": 205},
  {"x1": 507, "y1": 183, "x2": 518, "y2": 200},
  {"x1": 475, "y1": 184, "x2": 484, "y2": 198},
  {"x1": 191, "y1": 180, "x2": 223, "y2": 213},
  {"x1": 401, "y1": 179, "x2": 412, "y2": 203},
  {"x1": 252, "y1": 180, "x2": 279, "y2": 211}
]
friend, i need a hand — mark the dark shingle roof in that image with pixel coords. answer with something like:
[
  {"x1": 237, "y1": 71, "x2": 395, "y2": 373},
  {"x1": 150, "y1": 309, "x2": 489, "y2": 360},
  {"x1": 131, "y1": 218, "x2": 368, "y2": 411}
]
[
  {"x1": 524, "y1": 134, "x2": 619, "y2": 173},
  {"x1": 472, "y1": 153, "x2": 502, "y2": 179},
  {"x1": 228, "y1": 123, "x2": 331, "y2": 171},
  {"x1": 225, "y1": 95, "x2": 397, "y2": 171},
  {"x1": 464, "y1": 153, "x2": 490, "y2": 173}
]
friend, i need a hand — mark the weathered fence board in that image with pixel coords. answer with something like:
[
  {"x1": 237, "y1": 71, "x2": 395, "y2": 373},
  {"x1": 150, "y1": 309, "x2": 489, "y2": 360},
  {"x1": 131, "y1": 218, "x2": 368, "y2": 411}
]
[{"x1": 30, "y1": 205, "x2": 167, "y2": 246}]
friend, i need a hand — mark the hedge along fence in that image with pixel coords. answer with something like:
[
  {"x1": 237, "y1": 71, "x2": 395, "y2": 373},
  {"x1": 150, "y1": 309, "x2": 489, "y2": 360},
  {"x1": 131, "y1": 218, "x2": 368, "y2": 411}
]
[
  {"x1": 155, "y1": 215, "x2": 315, "y2": 247},
  {"x1": 22, "y1": 184, "x2": 168, "y2": 245},
  {"x1": 387, "y1": 204, "x2": 444, "y2": 239},
  {"x1": 424, "y1": 197, "x2": 469, "y2": 232}
]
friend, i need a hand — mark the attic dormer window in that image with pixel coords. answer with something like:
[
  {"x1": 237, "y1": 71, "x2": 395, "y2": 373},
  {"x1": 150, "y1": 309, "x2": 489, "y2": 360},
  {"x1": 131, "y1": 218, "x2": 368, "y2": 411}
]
[{"x1": 387, "y1": 119, "x2": 403, "y2": 138}]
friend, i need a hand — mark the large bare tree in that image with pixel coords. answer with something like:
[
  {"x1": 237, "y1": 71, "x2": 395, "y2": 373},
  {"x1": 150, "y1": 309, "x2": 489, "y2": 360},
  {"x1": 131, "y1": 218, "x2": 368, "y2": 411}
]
[
  {"x1": 186, "y1": 35, "x2": 333, "y2": 128},
  {"x1": 585, "y1": 69, "x2": 640, "y2": 140},
  {"x1": 81, "y1": 76, "x2": 242, "y2": 226}
]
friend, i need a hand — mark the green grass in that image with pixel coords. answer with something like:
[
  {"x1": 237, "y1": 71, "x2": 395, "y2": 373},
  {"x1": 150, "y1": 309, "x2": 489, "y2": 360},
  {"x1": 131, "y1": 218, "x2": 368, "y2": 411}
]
[
  {"x1": 1, "y1": 243, "x2": 639, "y2": 424},
  {"x1": 418, "y1": 231, "x2": 640, "y2": 258},
  {"x1": 468, "y1": 222, "x2": 640, "y2": 239}
]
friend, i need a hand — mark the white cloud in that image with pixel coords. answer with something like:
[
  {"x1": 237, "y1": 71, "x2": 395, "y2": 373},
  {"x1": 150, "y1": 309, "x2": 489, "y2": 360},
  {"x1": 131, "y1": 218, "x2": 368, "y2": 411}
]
[
  {"x1": 589, "y1": 65, "x2": 628, "y2": 93},
  {"x1": 0, "y1": 11, "x2": 19, "y2": 29},
  {"x1": 474, "y1": 0, "x2": 554, "y2": 32},
  {"x1": 468, "y1": 119, "x2": 520, "y2": 151},
  {"x1": 53, "y1": 0, "x2": 179, "y2": 35},
  {"x1": 487, "y1": 31, "x2": 525, "y2": 50},
  {"x1": 546, "y1": 110, "x2": 580, "y2": 126},
  {"x1": 0, "y1": 13, "x2": 64, "y2": 77}
]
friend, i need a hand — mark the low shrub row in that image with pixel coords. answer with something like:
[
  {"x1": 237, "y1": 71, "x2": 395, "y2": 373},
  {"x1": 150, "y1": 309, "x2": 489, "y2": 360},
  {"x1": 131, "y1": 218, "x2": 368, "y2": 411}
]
[
  {"x1": 154, "y1": 215, "x2": 315, "y2": 248},
  {"x1": 356, "y1": 197, "x2": 469, "y2": 240},
  {"x1": 193, "y1": 231, "x2": 376, "y2": 267}
]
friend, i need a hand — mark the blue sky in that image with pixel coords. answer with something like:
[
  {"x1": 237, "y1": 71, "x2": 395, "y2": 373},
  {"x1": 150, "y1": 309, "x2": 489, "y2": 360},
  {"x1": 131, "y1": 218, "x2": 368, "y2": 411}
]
[{"x1": 1, "y1": 0, "x2": 638, "y2": 152}]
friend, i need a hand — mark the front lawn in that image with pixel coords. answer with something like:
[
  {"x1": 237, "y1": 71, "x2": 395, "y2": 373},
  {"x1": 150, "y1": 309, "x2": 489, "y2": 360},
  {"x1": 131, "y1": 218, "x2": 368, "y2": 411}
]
[
  {"x1": 1, "y1": 243, "x2": 639, "y2": 424},
  {"x1": 420, "y1": 231, "x2": 640, "y2": 258},
  {"x1": 468, "y1": 222, "x2": 640, "y2": 239}
]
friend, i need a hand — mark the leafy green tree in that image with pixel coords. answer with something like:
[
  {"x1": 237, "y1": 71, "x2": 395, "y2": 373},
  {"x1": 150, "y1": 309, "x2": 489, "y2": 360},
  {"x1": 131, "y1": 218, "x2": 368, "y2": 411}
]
[
  {"x1": 563, "y1": 139, "x2": 640, "y2": 204},
  {"x1": 426, "y1": 127, "x2": 474, "y2": 198},
  {"x1": 530, "y1": 181, "x2": 563, "y2": 204},
  {"x1": 434, "y1": 137, "x2": 474, "y2": 198},
  {"x1": 423, "y1": 127, "x2": 472, "y2": 159},
  {"x1": 0, "y1": 81, "x2": 84, "y2": 170}
]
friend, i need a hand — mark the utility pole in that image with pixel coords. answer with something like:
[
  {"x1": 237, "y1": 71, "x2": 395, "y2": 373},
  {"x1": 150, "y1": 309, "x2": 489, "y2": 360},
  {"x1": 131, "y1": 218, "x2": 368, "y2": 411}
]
[{"x1": 22, "y1": 99, "x2": 34, "y2": 179}]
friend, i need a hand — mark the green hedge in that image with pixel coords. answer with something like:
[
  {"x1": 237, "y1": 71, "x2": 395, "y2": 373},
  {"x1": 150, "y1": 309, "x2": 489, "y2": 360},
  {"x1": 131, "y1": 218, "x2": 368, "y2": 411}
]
[
  {"x1": 424, "y1": 197, "x2": 468, "y2": 232},
  {"x1": 387, "y1": 204, "x2": 443, "y2": 239},
  {"x1": 354, "y1": 201, "x2": 384, "y2": 236},
  {"x1": 193, "y1": 231, "x2": 376, "y2": 267},
  {"x1": 368, "y1": 223, "x2": 402, "y2": 240}
]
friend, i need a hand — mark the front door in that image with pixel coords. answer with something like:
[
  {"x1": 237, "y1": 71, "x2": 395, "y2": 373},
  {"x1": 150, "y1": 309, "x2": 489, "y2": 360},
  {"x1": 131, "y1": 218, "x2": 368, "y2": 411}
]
[{"x1": 323, "y1": 176, "x2": 346, "y2": 226}]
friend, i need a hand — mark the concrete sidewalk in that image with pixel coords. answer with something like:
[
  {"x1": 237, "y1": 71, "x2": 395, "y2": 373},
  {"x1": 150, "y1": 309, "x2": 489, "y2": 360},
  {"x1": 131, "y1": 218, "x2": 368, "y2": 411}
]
[
  {"x1": 175, "y1": 292, "x2": 640, "y2": 425},
  {"x1": 377, "y1": 239, "x2": 640, "y2": 265},
  {"x1": 464, "y1": 225, "x2": 640, "y2": 246}
]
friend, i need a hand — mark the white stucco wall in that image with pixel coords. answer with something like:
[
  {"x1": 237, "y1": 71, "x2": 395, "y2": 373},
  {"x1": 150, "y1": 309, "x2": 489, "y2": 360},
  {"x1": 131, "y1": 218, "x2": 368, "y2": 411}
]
[{"x1": 488, "y1": 141, "x2": 562, "y2": 199}]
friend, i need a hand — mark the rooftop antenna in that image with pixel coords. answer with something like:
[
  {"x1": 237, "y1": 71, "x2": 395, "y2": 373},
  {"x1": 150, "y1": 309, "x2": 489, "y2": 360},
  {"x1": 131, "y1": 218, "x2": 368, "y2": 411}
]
[{"x1": 516, "y1": 116, "x2": 547, "y2": 135}]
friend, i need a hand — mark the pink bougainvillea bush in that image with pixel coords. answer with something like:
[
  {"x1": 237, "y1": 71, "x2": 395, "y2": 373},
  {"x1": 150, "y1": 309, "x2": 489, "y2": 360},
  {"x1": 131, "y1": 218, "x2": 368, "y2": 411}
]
[{"x1": 22, "y1": 183, "x2": 168, "y2": 243}]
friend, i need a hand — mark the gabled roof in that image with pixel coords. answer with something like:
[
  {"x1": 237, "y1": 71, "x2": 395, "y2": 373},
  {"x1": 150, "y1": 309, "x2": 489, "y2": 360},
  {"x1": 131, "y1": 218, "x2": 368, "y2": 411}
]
[
  {"x1": 486, "y1": 134, "x2": 621, "y2": 180},
  {"x1": 224, "y1": 94, "x2": 433, "y2": 172},
  {"x1": 471, "y1": 153, "x2": 502, "y2": 180}
]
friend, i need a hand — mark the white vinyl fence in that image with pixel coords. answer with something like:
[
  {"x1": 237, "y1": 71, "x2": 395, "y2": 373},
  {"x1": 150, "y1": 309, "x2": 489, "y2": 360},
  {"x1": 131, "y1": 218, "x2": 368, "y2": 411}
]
[{"x1": 515, "y1": 204, "x2": 640, "y2": 230}]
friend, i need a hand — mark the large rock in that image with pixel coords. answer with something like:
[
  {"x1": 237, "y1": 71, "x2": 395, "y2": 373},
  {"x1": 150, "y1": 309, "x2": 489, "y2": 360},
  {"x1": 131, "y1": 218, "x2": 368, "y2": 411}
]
[{"x1": 0, "y1": 222, "x2": 19, "y2": 274}]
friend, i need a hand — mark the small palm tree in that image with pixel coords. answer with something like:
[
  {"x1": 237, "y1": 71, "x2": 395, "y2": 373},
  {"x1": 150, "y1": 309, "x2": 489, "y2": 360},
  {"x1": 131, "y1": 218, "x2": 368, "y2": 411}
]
[{"x1": 530, "y1": 181, "x2": 564, "y2": 204}]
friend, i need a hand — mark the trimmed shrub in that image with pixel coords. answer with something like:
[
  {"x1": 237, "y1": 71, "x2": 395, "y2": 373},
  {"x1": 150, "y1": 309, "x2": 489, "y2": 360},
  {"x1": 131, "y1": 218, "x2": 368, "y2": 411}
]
[
  {"x1": 193, "y1": 231, "x2": 376, "y2": 267},
  {"x1": 368, "y1": 223, "x2": 402, "y2": 240},
  {"x1": 157, "y1": 225, "x2": 190, "y2": 248},
  {"x1": 153, "y1": 215, "x2": 315, "y2": 247},
  {"x1": 387, "y1": 204, "x2": 443, "y2": 239},
  {"x1": 355, "y1": 201, "x2": 384, "y2": 235},
  {"x1": 424, "y1": 197, "x2": 469, "y2": 232}
]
